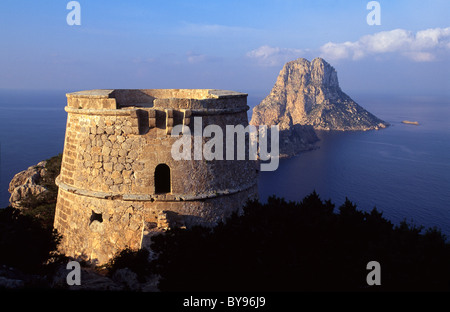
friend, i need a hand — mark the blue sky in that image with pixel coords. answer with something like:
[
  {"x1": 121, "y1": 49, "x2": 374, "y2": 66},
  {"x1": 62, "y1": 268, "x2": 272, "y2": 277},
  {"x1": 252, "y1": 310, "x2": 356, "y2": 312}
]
[{"x1": 0, "y1": 0, "x2": 449, "y2": 96}]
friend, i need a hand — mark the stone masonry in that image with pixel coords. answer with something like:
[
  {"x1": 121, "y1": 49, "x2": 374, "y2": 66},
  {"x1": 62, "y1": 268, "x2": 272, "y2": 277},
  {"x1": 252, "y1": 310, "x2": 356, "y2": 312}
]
[{"x1": 53, "y1": 89, "x2": 258, "y2": 264}]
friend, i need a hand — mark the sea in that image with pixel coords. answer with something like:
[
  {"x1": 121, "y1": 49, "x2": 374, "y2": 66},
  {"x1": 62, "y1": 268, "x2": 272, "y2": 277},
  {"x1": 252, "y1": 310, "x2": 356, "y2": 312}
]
[{"x1": 1, "y1": 89, "x2": 449, "y2": 237}]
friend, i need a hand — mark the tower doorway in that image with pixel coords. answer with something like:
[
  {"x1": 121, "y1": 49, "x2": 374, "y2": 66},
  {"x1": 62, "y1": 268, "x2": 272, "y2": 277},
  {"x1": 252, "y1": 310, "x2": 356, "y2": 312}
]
[{"x1": 155, "y1": 164, "x2": 171, "y2": 194}]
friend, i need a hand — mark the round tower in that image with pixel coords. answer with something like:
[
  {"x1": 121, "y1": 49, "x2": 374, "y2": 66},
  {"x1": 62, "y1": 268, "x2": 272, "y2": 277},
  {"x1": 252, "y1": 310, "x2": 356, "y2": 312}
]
[{"x1": 53, "y1": 89, "x2": 258, "y2": 264}]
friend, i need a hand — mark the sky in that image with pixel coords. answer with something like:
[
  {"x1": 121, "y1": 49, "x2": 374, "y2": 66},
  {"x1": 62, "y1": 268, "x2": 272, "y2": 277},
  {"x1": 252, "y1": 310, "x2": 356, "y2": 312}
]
[{"x1": 0, "y1": 0, "x2": 449, "y2": 97}]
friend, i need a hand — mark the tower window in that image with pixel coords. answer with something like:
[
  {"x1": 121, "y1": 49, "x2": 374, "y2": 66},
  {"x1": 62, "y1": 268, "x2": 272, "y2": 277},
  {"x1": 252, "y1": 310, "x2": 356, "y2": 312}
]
[
  {"x1": 155, "y1": 164, "x2": 171, "y2": 194},
  {"x1": 90, "y1": 211, "x2": 103, "y2": 225}
]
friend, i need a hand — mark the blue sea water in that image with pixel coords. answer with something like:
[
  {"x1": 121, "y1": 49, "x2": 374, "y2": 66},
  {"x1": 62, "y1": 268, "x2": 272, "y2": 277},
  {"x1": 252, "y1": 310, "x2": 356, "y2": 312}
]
[
  {"x1": 0, "y1": 90, "x2": 67, "y2": 206},
  {"x1": 0, "y1": 90, "x2": 449, "y2": 237},
  {"x1": 253, "y1": 94, "x2": 450, "y2": 237}
]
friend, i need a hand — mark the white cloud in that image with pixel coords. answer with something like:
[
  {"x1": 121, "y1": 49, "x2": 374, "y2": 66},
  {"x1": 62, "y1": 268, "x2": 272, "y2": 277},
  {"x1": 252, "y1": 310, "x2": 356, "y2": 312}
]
[
  {"x1": 320, "y1": 27, "x2": 450, "y2": 62},
  {"x1": 320, "y1": 41, "x2": 363, "y2": 60},
  {"x1": 186, "y1": 51, "x2": 221, "y2": 64},
  {"x1": 246, "y1": 45, "x2": 304, "y2": 66},
  {"x1": 402, "y1": 51, "x2": 435, "y2": 62},
  {"x1": 361, "y1": 29, "x2": 412, "y2": 53},
  {"x1": 186, "y1": 51, "x2": 207, "y2": 64},
  {"x1": 414, "y1": 27, "x2": 450, "y2": 50}
]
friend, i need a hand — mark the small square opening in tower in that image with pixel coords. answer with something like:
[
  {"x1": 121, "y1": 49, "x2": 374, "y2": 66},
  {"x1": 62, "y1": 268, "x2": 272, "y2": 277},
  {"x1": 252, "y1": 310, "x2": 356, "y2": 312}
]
[{"x1": 90, "y1": 211, "x2": 103, "y2": 225}]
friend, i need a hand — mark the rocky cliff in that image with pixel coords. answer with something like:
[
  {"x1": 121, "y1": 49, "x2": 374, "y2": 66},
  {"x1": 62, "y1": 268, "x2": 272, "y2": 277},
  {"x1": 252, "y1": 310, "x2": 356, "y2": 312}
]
[
  {"x1": 6, "y1": 154, "x2": 62, "y2": 229},
  {"x1": 8, "y1": 161, "x2": 49, "y2": 209},
  {"x1": 250, "y1": 57, "x2": 388, "y2": 157}
]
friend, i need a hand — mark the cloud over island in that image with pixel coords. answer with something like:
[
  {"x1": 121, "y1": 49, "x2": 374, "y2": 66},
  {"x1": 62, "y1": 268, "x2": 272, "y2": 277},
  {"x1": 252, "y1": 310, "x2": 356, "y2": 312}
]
[
  {"x1": 320, "y1": 27, "x2": 450, "y2": 62},
  {"x1": 246, "y1": 45, "x2": 305, "y2": 66},
  {"x1": 247, "y1": 27, "x2": 450, "y2": 66}
]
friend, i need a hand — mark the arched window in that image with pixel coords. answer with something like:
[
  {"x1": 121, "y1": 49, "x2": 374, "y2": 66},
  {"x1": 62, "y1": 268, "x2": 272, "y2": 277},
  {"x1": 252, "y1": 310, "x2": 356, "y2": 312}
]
[{"x1": 155, "y1": 164, "x2": 171, "y2": 194}]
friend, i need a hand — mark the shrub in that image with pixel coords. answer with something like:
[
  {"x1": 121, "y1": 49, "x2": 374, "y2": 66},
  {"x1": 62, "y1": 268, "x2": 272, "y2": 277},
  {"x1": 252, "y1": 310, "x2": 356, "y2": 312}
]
[
  {"x1": 0, "y1": 207, "x2": 66, "y2": 276},
  {"x1": 105, "y1": 248, "x2": 151, "y2": 283},
  {"x1": 149, "y1": 192, "x2": 450, "y2": 291}
]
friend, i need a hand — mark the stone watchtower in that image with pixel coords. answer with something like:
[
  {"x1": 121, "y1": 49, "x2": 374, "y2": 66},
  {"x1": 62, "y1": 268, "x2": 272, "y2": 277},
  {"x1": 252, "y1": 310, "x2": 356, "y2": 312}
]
[{"x1": 53, "y1": 89, "x2": 258, "y2": 264}]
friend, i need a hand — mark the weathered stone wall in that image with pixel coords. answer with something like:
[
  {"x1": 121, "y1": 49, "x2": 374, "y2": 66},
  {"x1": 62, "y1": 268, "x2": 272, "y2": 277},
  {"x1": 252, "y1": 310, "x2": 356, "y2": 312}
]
[
  {"x1": 54, "y1": 185, "x2": 258, "y2": 265},
  {"x1": 54, "y1": 89, "x2": 258, "y2": 264}
]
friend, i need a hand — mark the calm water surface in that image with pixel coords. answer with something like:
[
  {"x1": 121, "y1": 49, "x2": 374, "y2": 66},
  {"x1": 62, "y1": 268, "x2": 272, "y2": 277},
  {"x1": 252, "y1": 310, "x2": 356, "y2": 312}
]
[{"x1": 257, "y1": 94, "x2": 450, "y2": 236}]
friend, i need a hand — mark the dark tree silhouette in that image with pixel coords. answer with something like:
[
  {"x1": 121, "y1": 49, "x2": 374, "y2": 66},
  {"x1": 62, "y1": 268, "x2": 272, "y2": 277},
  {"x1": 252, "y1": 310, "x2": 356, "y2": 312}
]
[{"x1": 149, "y1": 192, "x2": 450, "y2": 291}]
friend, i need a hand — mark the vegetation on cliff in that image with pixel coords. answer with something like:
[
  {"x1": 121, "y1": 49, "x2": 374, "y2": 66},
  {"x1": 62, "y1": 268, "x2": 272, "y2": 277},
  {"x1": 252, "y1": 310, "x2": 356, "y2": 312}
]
[
  {"x1": 0, "y1": 207, "x2": 65, "y2": 277},
  {"x1": 8, "y1": 154, "x2": 62, "y2": 229},
  {"x1": 0, "y1": 154, "x2": 65, "y2": 287}
]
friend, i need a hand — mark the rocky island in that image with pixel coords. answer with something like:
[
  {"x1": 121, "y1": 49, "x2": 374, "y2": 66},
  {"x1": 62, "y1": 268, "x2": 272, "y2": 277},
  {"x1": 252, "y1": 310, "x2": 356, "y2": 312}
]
[
  {"x1": 250, "y1": 57, "x2": 388, "y2": 157},
  {"x1": 402, "y1": 120, "x2": 419, "y2": 125}
]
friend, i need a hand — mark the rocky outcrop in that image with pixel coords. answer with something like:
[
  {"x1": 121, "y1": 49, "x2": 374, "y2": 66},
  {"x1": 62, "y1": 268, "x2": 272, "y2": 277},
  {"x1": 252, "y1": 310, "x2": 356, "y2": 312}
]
[
  {"x1": 402, "y1": 120, "x2": 419, "y2": 125},
  {"x1": 250, "y1": 57, "x2": 388, "y2": 157},
  {"x1": 8, "y1": 161, "x2": 48, "y2": 208}
]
